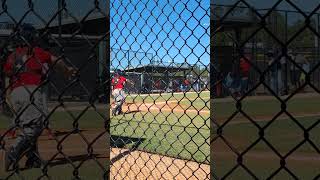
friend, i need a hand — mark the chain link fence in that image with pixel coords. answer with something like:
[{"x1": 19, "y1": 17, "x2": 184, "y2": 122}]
[
  {"x1": 212, "y1": 0, "x2": 320, "y2": 179},
  {"x1": 0, "y1": 0, "x2": 109, "y2": 179},
  {"x1": 110, "y1": 0, "x2": 210, "y2": 179},
  {"x1": 0, "y1": 0, "x2": 211, "y2": 179}
]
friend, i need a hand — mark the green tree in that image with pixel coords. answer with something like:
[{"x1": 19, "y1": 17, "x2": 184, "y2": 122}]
[{"x1": 288, "y1": 19, "x2": 315, "y2": 48}]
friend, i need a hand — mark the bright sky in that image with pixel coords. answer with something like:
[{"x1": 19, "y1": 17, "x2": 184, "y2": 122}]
[
  {"x1": 110, "y1": 0, "x2": 210, "y2": 70},
  {"x1": 0, "y1": 0, "x2": 210, "y2": 71}
]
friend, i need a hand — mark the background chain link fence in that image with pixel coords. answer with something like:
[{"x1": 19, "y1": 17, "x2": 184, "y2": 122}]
[
  {"x1": 110, "y1": 0, "x2": 210, "y2": 179},
  {"x1": 212, "y1": 0, "x2": 320, "y2": 179},
  {"x1": 0, "y1": 0, "x2": 109, "y2": 179}
]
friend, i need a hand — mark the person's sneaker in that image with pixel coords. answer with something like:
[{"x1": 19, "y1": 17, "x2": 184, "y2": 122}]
[
  {"x1": 118, "y1": 110, "x2": 123, "y2": 115},
  {"x1": 112, "y1": 108, "x2": 117, "y2": 116}
]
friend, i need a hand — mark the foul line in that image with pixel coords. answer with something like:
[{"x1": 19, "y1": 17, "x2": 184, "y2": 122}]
[{"x1": 128, "y1": 91, "x2": 210, "y2": 97}]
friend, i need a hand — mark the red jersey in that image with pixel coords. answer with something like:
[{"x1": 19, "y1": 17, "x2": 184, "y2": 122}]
[
  {"x1": 240, "y1": 57, "x2": 251, "y2": 77},
  {"x1": 155, "y1": 80, "x2": 161, "y2": 89},
  {"x1": 4, "y1": 47, "x2": 52, "y2": 90},
  {"x1": 112, "y1": 75, "x2": 126, "y2": 89}
]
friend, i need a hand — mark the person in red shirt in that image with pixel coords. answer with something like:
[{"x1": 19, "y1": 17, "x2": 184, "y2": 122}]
[
  {"x1": 111, "y1": 69, "x2": 132, "y2": 116},
  {"x1": 4, "y1": 24, "x2": 76, "y2": 171},
  {"x1": 184, "y1": 79, "x2": 190, "y2": 91},
  {"x1": 155, "y1": 80, "x2": 161, "y2": 90},
  {"x1": 239, "y1": 54, "x2": 251, "y2": 95}
]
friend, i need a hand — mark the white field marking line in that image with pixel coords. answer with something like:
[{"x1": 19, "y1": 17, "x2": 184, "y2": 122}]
[
  {"x1": 142, "y1": 97, "x2": 210, "y2": 105},
  {"x1": 127, "y1": 96, "x2": 210, "y2": 113},
  {"x1": 143, "y1": 106, "x2": 210, "y2": 114},
  {"x1": 128, "y1": 91, "x2": 210, "y2": 97},
  {"x1": 129, "y1": 102, "x2": 210, "y2": 114},
  {"x1": 109, "y1": 105, "x2": 210, "y2": 114},
  {"x1": 215, "y1": 112, "x2": 320, "y2": 125}
]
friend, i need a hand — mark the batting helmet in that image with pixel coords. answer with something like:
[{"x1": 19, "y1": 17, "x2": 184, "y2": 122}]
[{"x1": 115, "y1": 69, "x2": 121, "y2": 75}]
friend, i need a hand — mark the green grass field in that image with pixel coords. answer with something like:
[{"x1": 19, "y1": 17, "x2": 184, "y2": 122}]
[
  {"x1": 213, "y1": 117, "x2": 320, "y2": 180},
  {"x1": 111, "y1": 111, "x2": 210, "y2": 163},
  {"x1": 1, "y1": 91, "x2": 319, "y2": 179},
  {"x1": 212, "y1": 94, "x2": 320, "y2": 179},
  {"x1": 0, "y1": 110, "x2": 107, "y2": 130},
  {"x1": 111, "y1": 91, "x2": 210, "y2": 164},
  {"x1": 214, "y1": 95, "x2": 320, "y2": 120},
  {"x1": 0, "y1": 91, "x2": 210, "y2": 179}
]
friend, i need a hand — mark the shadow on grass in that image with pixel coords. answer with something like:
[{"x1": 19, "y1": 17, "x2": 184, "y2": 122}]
[
  {"x1": 110, "y1": 135, "x2": 145, "y2": 165},
  {"x1": 47, "y1": 154, "x2": 102, "y2": 167},
  {"x1": 123, "y1": 110, "x2": 140, "y2": 114},
  {"x1": 54, "y1": 130, "x2": 87, "y2": 136}
]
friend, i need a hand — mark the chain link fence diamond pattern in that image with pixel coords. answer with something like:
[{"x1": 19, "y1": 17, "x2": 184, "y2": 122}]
[
  {"x1": 0, "y1": 0, "x2": 109, "y2": 179},
  {"x1": 212, "y1": 0, "x2": 320, "y2": 179},
  {"x1": 110, "y1": 0, "x2": 210, "y2": 179}
]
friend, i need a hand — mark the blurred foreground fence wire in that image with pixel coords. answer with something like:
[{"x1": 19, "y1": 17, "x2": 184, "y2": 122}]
[
  {"x1": 212, "y1": 0, "x2": 320, "y2": 179},
  {"x1": 0, "y1": 0, "x2": 109, "y2": 179},
  {"x1": 110, "y1": 0, "x2": 210, "y2": 179}
]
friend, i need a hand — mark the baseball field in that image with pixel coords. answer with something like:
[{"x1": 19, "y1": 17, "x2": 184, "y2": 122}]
[
  {"x1": 212, "y1": 93, "x2": 320, "y2": 179},
  {"x1": 110, "y1": 91, "x2": 210, "y2": 179},
  {"x1": 0, "y1": 91, "x2": 210, "y2": 179},
  {"x1": 0, "y1": 106, "x2": 109, "y2": 179},
  {"x1": 1, "y1": 91, "x2": 318, "y2": 179}
]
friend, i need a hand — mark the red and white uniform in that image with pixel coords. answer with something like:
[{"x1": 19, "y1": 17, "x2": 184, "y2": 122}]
[
  {"x1": 4, "y1": 47, "x2": 52, "y2": 90},
  {"x1": 112, "y1": 75, "x2": 126, "y2": 90}
]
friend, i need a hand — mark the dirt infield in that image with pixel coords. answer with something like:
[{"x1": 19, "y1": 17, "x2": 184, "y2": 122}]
[
  {"x1": 0, "y1": 129, "x2": 108, "y2": 167},
  {"x1": 0, "y1": 129, "x2": 209, "y2": 179},
  {"x1": 47, "y1": 97, "x2": 210, "y2": 114},
  {"x1": 111, "y1": 148, "x2": 210, "y2": 180}
]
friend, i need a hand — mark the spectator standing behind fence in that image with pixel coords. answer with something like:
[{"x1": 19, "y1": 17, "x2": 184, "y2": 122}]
[
  {"x1": 290, "y1": 52, "x2": 306, "y2": 90},
  {"x1": 239, "y1": 54, "x2": 251, "y2": 95},
  {"x1": 3, "y1": 24, "x2": 76, "y2": 171},
  {"x1": 300, "y1": 58, "x2": 310, "y2": 92},
  {"x1": 155, "y1": 79, "x2": 161, "y2": 90},
  {"x1": 184, "y1": 79, "x2": 190, "y2": 91},
  {"x1": 193, "y1": 78, "x2": 200, "y2": 92},
  {"x1": 267, "y1": 50, "x2": 284, "y2": 96}
]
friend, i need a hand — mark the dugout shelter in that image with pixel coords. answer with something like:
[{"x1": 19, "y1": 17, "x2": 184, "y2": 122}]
[
  {"x1": 124, "y1": 61, "x2": 192, "y2": 93},
  {"x1": 211, "y1": 4, "x2": 259, "y2": 97}
]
